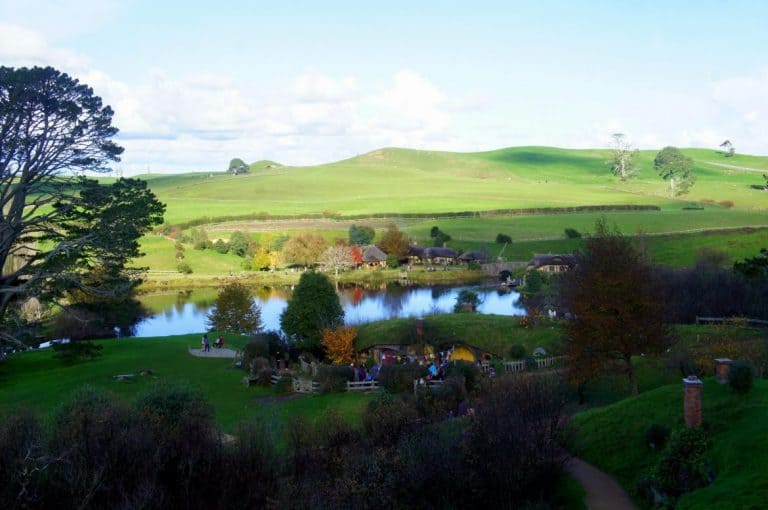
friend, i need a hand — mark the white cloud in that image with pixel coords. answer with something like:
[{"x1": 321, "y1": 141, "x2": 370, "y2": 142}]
[{"x1": 0, "y1": 23, "x2": 91, "y2": 70}]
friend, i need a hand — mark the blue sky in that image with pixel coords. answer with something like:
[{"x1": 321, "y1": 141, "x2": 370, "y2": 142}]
[{"x1": 2, "y1": 0, "x2": 767, "y2": 173}]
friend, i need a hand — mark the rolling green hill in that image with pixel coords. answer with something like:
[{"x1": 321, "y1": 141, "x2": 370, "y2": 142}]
[{"x1": 139, "y1": 146, "x2": 768, "y2": 224}]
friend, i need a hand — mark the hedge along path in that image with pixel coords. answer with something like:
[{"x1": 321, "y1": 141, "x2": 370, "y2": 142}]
[{"x1": 566, "y1": 457, "x2": 638, "y2": 510}]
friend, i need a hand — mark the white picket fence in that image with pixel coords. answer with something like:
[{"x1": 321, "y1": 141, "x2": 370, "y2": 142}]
[
  {"x1": 504, "y1": 360, "x2": 526, "y2": 373},
  {"x1": 535, "y1": 355, "x2": 568, "y2": 369}
]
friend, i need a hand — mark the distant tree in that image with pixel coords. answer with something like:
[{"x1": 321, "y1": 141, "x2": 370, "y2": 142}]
[
  {"x1": 348, "y1": 225, "x2": 375, "y2": 245},
  {"x1": 454, "y1": 289, "x2": 482, "y2": 312},
  {"x1": 430, "y1": 226, "x2": 451, "y2": 247},
  {"x1": 379, "y1": 223, "x2": 409, "y2": 257},
  {"x1": 560, "y1": 219, "x2": 669, "y2": 396},
  {"x1": 229, "y1": 231, "x2": 252, "y2": 258},
  {"x1": 719, "y1": 140, "x2": 735, "y2": 157},
  {"x1": 282, "y1": 233, "x2": 327, "y2": 267},
  {"x1": 320, "y1": 245, "x2": 354, "y2": 277},
  {"x1": 207, "y1": 282, "x2": 262, "y2": 334},
  {"x1": 496, "y1": 233, "x2": 512, "y2": 244},
  {"x1": 524, "y1": 269, "x2": 544, "y2": 294},
  {"x1": 654, "y1": 146, "x2": 695, "y2": 197},
  {"x1": 321, "y1": 326, "x2": 357, "y2": 364},
  {"x1": 213, "y1": 239, "x2": 229, "y2": 254},
  {"x1": 280, "y1": 271, "x2": 344, "y2": 354},
  {"x1": 350, "y1": 245, "x2": 363, "y2": 266},
  {"x1": 733, "y1": 248, "x2": 768, "y2": 280},
  {"x1": 763, "y1": 174, "x2": 768, "y2": 191},
  {"x1": 564, "y1": 228, "x2": 582, "y2": 239},
  {"x1": 251, "y1": 248, "x2": 272, "y2": 271},
  {"x1": 609, "y1": 133, "x2": 639, "y2": 180},
  {"x1": 190, "y1": 228, "x2": 211, "y2": 250},
  {"x1": 175, "y1": 241, "x2": 185, "y2": 261},
  {"x1": 228, "y1": 158, "x2": 249, "y2": 175}
]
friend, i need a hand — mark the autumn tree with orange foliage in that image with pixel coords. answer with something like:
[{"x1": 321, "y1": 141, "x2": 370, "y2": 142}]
[
  {"x1": 321, "y1": 326, "x2": 358, "y2": 365},
  {"x1": 560, "y1": 219, "x2": 670, "y2": 397}
]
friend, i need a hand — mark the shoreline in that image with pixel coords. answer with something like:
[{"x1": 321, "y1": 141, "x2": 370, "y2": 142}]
[{"x1": 137, "y1": 267, "x2": 494, "y2": 293}]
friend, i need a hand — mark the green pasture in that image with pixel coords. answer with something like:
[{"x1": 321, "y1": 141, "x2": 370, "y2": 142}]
[
  {"x1": 0, "y1": 334, "x2": 373, "y2": 433},
  {"x1": 356, "y1": 314, "x2": 563, "y2": 357},
  {"x1": 137, "y1": 146, "x2": 768, "y2": 224},
  {"x1": 572, "y1": 378, "x2": 768, "y2": 509}
]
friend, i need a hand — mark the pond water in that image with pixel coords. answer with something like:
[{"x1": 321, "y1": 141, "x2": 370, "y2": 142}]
[{"x1": 132, "y1": 284, "x2": 525, "y2": 338}]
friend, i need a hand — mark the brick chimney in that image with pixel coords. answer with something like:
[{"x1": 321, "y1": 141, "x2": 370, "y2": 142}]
[
  {"x1": 714, "y1": 358, "x2": 733, "y2": 384},
  {"x1": 683, "y1": 376, "x2": 703, "y2": 428}
]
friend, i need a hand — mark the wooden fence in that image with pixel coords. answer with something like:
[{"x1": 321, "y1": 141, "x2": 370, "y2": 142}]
[
  {"x1": 504, "y1": 360, "x2": 526, "y2": 373},
  {"x1": 696, "y1": 316, "x2": 768, "y2": 327},
  {"x1": 413, "y1": 378, "x2": 445, "y2": 393},
  {"x1": 292, "y1": 378, "x2": 320, "y2": 393},
  {"x1": 535, "y1": 355, "x2": 568, "y2": 369},
  {"x1": 346, "y1": 380, "x2": 381, "y2": 392}
]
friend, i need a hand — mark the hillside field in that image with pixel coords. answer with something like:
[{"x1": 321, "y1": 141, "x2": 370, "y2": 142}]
[{"x1": 128, "y1": 146, "x2": 767, "y2": 278}]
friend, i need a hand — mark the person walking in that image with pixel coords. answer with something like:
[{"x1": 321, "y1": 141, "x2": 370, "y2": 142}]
[{"x1": 202, "y1": 333, "x2": 210, "y2": 352}]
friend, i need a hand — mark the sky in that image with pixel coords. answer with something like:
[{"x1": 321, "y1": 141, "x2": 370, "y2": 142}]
[{"x1": 1, "y1": 0, "x2": 767, "y2": 174}]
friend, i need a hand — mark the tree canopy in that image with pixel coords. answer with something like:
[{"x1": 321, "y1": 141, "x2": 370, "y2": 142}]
[
  {"x1": 379, "y1": 223, "x2": 409, "y2": 257},
  {"x1": 280, "y1": 271, "x2": 344, "y2": 354},
  {"x1": 654, "y1": 146, "x2": 695, "y2": 197},
  {"x1": 609, "y1": 133, "x2": 639, "y2": 181},
  {"x1": 0, "y1": 66, "x2": 165, "y2": 347},
  {"x1": 227, "y1": 158, "x2": 249, "y2": 174},
  {"x1": 559, "y1": 219, "x2": 669, "y2": 396},
  {"x1": 207, "y1": 282, "x2": 262, "y2": 334},
  {"x1": 281, "y1": 233, "x2": 327, "y2": 267},
  {"x1": 348, "y1": 224, "x2": 375, "y2": 245}
]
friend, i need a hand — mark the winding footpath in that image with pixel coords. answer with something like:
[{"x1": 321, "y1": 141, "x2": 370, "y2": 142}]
[
  {"x1": 566, "y1": 457, "x2": 638, "y2": 510},
  {"x1": 187, "y1": 346, "x2": 238, "y2": 359}
]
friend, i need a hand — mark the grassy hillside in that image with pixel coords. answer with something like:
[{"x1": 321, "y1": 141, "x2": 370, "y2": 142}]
[
  {"x1": 572, "y1": 378, "x2": 768, "y2": 509},
  {"x1": 356, "y1": 314, "x2": 562, "y2": 357},
  {"x1": 0, "y1": 334, "x2": 373, "y2": 433},
  {"x1": 140, "y1": 146, "x2": 768, "y2": 224}
]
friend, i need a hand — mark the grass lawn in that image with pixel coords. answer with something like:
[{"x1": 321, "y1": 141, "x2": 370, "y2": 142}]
[
  {"x1": 572, "y1": 378, "x2": 768, "y2": 509},
  {"x1": 356, "y1": 314, "x2": 563, "y2": 357},
  {"x1": 0, "y1": 334, "x2": 374, "y2": 434}
]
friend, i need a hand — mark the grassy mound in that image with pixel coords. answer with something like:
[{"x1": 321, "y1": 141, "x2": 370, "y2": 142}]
[
  {"x1": 572, "y1": 378, "x2": 768, "y2": 509},
  {"x1": 355, "y1": 314, "x2": 562, "y2": 357}
]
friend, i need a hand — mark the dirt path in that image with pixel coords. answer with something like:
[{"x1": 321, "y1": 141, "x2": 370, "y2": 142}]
[
  {"x1": 705, "y1": 161, "x2": 767, "y2": 173},
  {"x1": 566, "y1": 457, "x2": 638, "y2": 510},
  {"x1": 187, "y1": 346, "x2": 238, "y2": 359}
]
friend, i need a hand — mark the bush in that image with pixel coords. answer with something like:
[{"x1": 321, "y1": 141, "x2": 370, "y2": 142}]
[
  {"x1": 243, "y1": 337, "x2": 270, "y2": 364},
  {"x1": 508, "y1": 344, "x2": 527, "y2": 360},
  {"x1": 379, "y1": 363, "x2": 427, "y2": 392},
  {"x1": 316, "y1": 364, "x2": 353, "y2": 393},
  {"x1": 415, "y1": 376, "x2": 466, "y2": 421},
  {"x1": 728, "y1": 359, "x2": 754, "y2": 394},
  {"x1": 496, "y1": 233, "x2": 512, "y2": 244},
  {"x1": 213, "y1": 238, "x2": 229, "y2": 254},
  {"x1": 52, "y1": 340, "x2": 103, "y2": 363},
  {"x1": 386, "y1": 253, "x2": 400, "y2": 268},
  {"x1": 446, "y1": 360, "x2": 480, "y2": 393},
  {"x1": 219, "y1": 421, "x2": 278, "y2": 508},
  {"x1": 363, "y1": 392, "x2": 419, "y2": 445},
  {"x1": 564, "y1": 228, "x2": 582, "y2": 239},
  {"x1": 177, "y1": 262, "x2": 192, "y2": 274},
  {"x1": 644, "y1": 423, "x2": 670, "y2": 450},
  {"x1": 719, "y1": 200, "x2": 734, "y2": 209},
  {"x1": 651, "y1": 427, "x2": 713, "y2": 501}
]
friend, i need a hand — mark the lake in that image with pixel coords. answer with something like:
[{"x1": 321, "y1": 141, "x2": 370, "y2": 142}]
[{"x1": 133, "y1": 284, "x2": 525, "y2": 337}]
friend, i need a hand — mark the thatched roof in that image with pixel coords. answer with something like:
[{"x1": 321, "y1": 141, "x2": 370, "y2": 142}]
[
  {"x1": 423, "y1": 247, "x2": 458, "y2": 259},
  {"x1": 362, "y1": 245, "x2": 387, "y2": 262},
  {"x1": 408, "y1": 245, "x2": 425, "y2": 258},
  {"x1": 528, "y1": 253, "x2": 576, "y2": 268},
  {"x1": 458, "y1": 251, "x2": 490, "y2": 262}
]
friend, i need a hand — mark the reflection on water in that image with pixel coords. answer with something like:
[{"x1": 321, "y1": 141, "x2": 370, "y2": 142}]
[{"x1": 133, "y1": 284, "x2": 525, "y2": 338}]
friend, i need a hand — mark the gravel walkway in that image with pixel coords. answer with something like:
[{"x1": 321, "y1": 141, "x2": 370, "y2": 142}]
[
  {"x1": 566, "y1": 457, "x2": 638, "y2": 510},
  {"x1": 187, "y1": 346, "x2": 238, "y2": 359}
]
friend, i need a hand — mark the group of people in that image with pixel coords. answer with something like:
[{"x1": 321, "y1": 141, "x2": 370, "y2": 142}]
[{"x1": 200, "y1": 334, "x2": 225, "y2": 352}]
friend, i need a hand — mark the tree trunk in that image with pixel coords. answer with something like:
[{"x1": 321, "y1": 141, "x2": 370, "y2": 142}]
[
  {"x1": 627, "y1": 358, "x2": 638, "y2": 396},
  {"x1": 669, "y1": 176, "x2": 675, "y2": 198}
]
